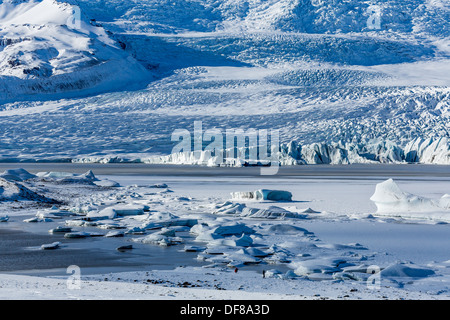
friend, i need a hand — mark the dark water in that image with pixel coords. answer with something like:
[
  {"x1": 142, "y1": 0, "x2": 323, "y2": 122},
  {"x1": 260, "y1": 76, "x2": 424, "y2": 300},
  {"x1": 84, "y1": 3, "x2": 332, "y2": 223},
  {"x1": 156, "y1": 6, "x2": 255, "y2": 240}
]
[
  {"x1": 0, "y1": 217, "x2": 206, "y2": 277},
  {"x1": 0, "y1": 163, "x2": 448, "y2": 179}
]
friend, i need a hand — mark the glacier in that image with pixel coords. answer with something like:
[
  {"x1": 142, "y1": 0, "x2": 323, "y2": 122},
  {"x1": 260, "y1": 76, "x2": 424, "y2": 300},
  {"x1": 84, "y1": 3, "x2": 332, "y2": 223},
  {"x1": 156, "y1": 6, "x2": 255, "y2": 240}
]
[{"x1": 0, "y1": 0, "x2": 448, "y2": 165}]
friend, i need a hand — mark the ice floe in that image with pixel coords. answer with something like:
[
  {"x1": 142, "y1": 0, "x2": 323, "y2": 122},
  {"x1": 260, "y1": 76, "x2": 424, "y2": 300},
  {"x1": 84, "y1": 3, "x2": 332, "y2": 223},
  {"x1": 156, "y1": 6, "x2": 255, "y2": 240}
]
[{"x1": 40, "y1": 242, "x2": 61, "y2": 251}]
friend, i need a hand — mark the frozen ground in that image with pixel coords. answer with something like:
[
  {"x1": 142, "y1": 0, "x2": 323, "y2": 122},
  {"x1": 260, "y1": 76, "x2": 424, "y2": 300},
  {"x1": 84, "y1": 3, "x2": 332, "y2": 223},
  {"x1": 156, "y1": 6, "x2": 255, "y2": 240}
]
[{"x1": 0, "y1": 164, "x2": 449, "y2": 300}]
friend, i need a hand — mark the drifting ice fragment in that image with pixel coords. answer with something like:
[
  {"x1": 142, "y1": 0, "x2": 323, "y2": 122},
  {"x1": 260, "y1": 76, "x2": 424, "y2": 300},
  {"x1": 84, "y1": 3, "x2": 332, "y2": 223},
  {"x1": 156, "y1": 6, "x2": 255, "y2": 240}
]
[
  {"x1": 49, "y1": 226, "x2": 72, "y2": 234},
  {"x1": 231, "y1": 189, "x2": 292, "y2": 201},
  {"x1": 370, "y1": 179, "x2": 446, "y2": 213},
  {"x1": 40, "y1": 242, "x2": 61, "y2": 250}
]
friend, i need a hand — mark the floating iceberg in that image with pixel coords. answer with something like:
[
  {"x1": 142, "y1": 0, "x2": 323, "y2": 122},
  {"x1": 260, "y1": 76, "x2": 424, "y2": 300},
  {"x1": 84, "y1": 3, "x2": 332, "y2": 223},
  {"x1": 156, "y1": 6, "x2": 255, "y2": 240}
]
[
  {"x1": 48, "y1": 226, "x2": 72, "y2": 234},
  {"x1": 133, "y1": 232, "x2": 183, "y2": 246},
  {"x1": 40, "y1": 242, "x2": 61, "y2": 250},
  {"x1": 88, "y1": 204, "x2": 146, "y2": 220},
  {"x1": 231, "y1": 189, "x2": 292, "y2": 202},
  {"x1": 36, "y1": 171, "x2": 98, "y2": 184},
  {"x1": 371, "y1": 179, "x2": 449, "y2": 214}
]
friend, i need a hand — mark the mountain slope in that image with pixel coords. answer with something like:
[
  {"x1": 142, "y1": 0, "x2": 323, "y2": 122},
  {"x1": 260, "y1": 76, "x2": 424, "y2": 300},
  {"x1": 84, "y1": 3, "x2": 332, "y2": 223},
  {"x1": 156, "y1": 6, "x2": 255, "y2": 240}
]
[{"x1": 0, "y1": 0, "x2": 152, "y2": 103}]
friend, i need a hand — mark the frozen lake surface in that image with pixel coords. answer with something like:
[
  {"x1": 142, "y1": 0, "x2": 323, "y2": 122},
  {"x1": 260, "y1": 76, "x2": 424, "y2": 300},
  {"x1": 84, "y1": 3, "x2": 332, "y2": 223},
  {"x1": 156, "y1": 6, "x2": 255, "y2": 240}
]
[{"x1": 0, "y1": 163, "x2": 449, "y2": 299}]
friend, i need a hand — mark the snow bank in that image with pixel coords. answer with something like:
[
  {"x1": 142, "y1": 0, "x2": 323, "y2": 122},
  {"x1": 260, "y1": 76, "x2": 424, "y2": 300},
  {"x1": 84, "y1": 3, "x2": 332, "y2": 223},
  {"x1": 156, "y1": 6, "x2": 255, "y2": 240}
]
[
  {"x1": 0, "y1": 169, "x2": 36, "y2": 181},
  {"x1": 380, "y1": 262, "x2": 435, "y2": 279},
  {"x1": 0, "y1": 178, "x2": 55, "y2": 203}
]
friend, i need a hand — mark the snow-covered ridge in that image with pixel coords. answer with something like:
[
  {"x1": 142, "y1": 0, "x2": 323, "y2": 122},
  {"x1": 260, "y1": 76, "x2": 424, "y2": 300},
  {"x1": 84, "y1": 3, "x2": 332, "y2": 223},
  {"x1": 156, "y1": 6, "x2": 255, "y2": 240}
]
[
  {"x1": 0, "y1": 0, "x2": 152, "y2": 103},
  {"x1": 74, "y1": 0, "x2": 450, "y2": 37}
]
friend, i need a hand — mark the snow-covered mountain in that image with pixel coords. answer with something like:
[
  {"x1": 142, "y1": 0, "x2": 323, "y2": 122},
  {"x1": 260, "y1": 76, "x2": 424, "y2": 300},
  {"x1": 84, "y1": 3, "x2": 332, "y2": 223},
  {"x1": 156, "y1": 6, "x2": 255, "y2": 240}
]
[
  {"x1": 0, "y1": 0, "x2": 448, "y2": 164},
  {"x1": 0, "y1": 0, "x2": 152, "y2": 103}
]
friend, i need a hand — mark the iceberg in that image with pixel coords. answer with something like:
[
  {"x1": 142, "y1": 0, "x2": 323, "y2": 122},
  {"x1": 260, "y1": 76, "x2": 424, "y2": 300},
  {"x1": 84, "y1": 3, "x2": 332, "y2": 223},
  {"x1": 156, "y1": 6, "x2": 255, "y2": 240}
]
[
  {"x1": 231, "y1": 189, "x2": 292, "y2": 202},
  {"x1": 370, "y1": 179, "x2": 447, "y2": 213},
  {"x1": 40, "y1": 242, "x2": 61, "y2": 250},
  {"x1": 0, "y1": 169, "x2": 36, "y2": 182},
  {"x1": 88, "y1": 204, "x2": 146, "y2": 220}
]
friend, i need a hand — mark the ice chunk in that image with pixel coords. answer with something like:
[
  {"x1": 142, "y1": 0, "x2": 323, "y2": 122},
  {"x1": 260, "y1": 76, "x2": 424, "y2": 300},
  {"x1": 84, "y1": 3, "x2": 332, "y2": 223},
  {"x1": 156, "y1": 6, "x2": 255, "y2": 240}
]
[
  {"x1": 184, "y1": 245, "x2": 206, "y2": 252},
  {"x1": 380, "y1": 262, "x2": 435, "y2": 278},
  {"x1": 225, "y1": 250, "x2": 261, "y2": 265},
  {"x1": 64, "y1": 232, "x2": 91, "y2": 239},
  {"x1": 267, "y1": 224, "x2": 314, "y2": 235},
  {"x1": 370, "y1": 179, "x2": 444, "y2": 213},
  {"x1": 213, "y1": 202, "x2": 246, "y2": 215},
  {"x1": 231, "y1": 189, "x2": 292, "y2": 201},
  {"x1": 37, "y1": 171, "x2": 98, "y2": 184},
  {"x1": 440, "y1": 195, "x2": 450, "y2": 209},
  {"x1": 133, "y1": 232, "x2": 183, "y2": 246},
  {"x1": 117, "y1": 245, "x2": 133, "y2": 252},
  {"x1": 40, "y1": 242, "x2": 61, "y2": 250},
  {"x1": 105, "y1": 231, "x2": 125, "y2": 238},
  {"x1": 88, "y1": 204, "x2": 146, "y2": 220},
  {"x1": 93, "y1": 179, "x2": 121, "y2": 187},
  {"x1": 243, "y1": 247, "x2": 269, "y2": 258},
  {"x1": 37, "y1": 207, "x2": 73, "y2": 219},
  {"x1": 241, "y1": 206, "x2": 306, "y2": 219},
  {"x1": 0, "y1": 169, "x2": 36, "y2": 182},
  {"x1": 264, "y1": 269, "x2": 283, "y2": 279},
  {"x1": 49, "y1": 226, "x2": 72, "y2": 234},
  {"x1": 211, "y1": 223, "x2": 256, "y2": 237},
  {"x1": 126, "y1": 227, "x2": 146, "y2": 235},
  {"x1": 208, "y1": 234, "x2": 254, "y2": 247},
  {"x1": 291, "y1": 257, "x2": 344, "y2": 276}
]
